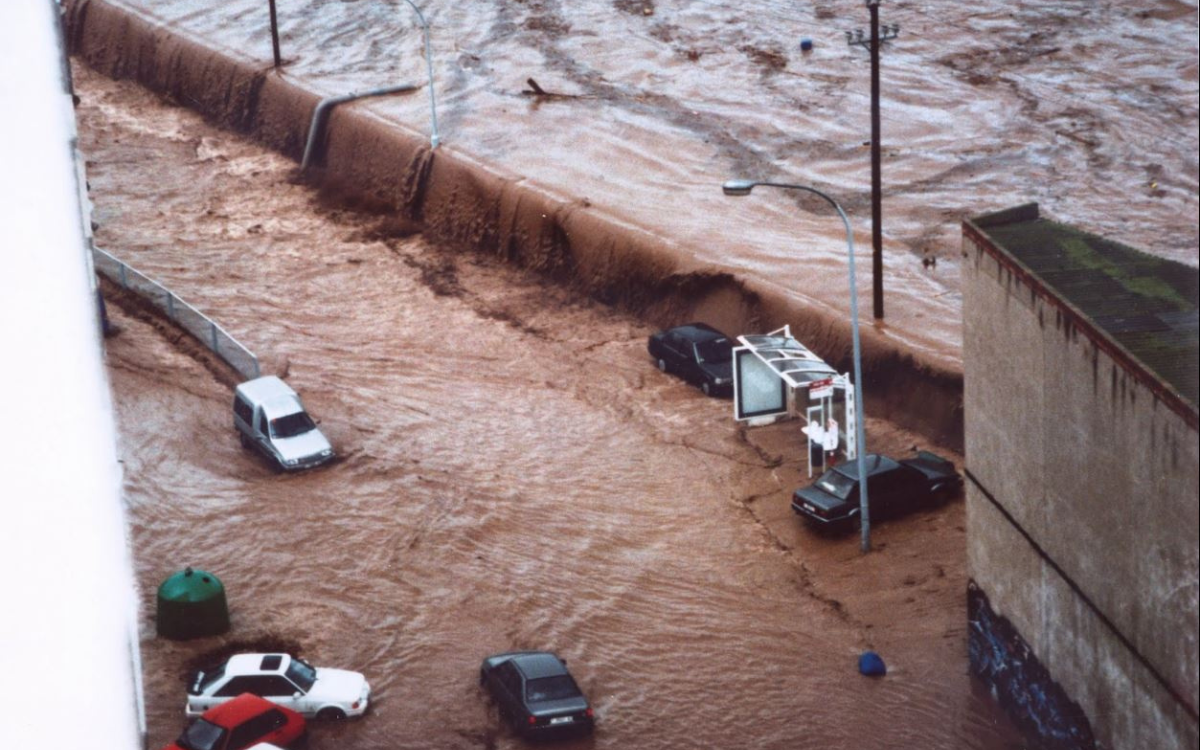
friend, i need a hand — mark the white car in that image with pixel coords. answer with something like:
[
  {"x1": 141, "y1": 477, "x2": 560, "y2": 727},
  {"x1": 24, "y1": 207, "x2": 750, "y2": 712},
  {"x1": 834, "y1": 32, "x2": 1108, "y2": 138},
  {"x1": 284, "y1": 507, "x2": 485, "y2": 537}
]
[
  {"x1": 233, "y1": 376, "x2": 335, "y2": 471},
  {"x1": 186, "y1": 653, "x2": 370, "y2": 720}
]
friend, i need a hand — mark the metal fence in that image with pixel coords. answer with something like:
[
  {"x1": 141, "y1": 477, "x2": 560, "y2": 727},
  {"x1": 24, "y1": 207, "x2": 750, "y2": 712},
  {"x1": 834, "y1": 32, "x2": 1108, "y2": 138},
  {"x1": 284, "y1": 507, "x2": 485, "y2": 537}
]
[{"x1": 93, "y1": 247, "x2": 261, "y2": 380}]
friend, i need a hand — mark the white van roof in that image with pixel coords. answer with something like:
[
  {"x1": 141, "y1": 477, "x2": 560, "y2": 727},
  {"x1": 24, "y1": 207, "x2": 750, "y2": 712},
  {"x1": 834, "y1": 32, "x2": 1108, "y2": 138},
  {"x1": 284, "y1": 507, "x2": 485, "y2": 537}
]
[
  {"x1": 235, "y1": 377, "x2": 308, "y2": 420},
  {"x1": 236, "y1": 376, "x2": 297, "y2": 402}
]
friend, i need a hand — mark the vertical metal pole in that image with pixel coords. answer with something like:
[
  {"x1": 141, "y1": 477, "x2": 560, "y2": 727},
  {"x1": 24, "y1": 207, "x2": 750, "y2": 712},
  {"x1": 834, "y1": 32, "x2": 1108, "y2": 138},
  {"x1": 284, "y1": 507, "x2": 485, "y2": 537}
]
[
  {"x1": 268, "y1": 0, "x2": 282, "y2": 69},
  {"x1": 402, "y1": 0, "x2": 440, "y2": 149},
  {"x1": 420, "y1": 20, "x2": 439, "y2": 149},
  {"x1": 868, "y1": 0, "x2": 883, "y2": 320},
  {"x1": 832, "y1": 200, "x2": 872, "y2": 553}
]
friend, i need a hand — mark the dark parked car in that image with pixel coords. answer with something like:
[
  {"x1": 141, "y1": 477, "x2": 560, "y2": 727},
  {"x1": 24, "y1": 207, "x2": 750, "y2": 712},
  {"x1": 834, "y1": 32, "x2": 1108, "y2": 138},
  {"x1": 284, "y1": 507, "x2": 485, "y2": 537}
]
[
  {"x1": 647, "y1": 323, "x2": 734, "y2": 396},
  {"x1": 480, "y1": 651, "x2": 595, "y2": 738},
  {"x1": 791, "y1": 451, "x2": 963, "y2": 528}
]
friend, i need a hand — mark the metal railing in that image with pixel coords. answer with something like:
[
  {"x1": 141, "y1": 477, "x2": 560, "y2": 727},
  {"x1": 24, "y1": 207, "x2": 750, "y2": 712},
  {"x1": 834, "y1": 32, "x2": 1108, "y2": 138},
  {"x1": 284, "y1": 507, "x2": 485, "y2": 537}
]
[{"x1": 92, "y1": 247, "x2": 261, "y2": 380}]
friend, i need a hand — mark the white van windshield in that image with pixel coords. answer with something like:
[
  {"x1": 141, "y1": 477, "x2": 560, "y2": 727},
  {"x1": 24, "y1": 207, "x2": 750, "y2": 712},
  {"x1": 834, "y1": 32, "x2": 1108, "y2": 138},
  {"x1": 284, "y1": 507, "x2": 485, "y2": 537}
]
[{"x1": 271, "y1": 412, "x2": 316, "y2": 438}]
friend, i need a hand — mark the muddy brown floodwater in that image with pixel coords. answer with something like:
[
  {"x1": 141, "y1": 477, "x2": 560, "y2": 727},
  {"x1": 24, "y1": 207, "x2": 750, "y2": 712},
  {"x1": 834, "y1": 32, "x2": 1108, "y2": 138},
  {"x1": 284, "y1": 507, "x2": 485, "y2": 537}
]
[{"x1": 79, "y1": 65, "x2": 1026, "y2": 749}]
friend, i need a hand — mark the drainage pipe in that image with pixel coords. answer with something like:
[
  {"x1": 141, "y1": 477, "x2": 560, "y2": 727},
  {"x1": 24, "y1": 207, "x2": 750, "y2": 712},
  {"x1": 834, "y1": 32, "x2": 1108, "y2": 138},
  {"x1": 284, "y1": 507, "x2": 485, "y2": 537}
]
[{"x1": 300, "y1": 84, "x2": 419, "y2": 170}]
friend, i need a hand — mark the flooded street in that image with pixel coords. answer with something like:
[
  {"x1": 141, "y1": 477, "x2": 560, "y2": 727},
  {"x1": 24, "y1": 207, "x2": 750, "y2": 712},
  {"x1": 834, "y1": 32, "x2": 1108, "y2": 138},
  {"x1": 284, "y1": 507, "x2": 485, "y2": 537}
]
[{"x1": 80, "y1": 65, "x2": 1022, "y2": 750}]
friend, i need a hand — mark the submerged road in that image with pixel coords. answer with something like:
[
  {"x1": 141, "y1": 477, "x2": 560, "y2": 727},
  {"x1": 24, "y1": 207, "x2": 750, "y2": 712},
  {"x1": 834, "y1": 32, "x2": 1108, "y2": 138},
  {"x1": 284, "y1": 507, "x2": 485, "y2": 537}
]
[{"x1": 79, "y1": 64, "x2": 1021, "y2": 749}]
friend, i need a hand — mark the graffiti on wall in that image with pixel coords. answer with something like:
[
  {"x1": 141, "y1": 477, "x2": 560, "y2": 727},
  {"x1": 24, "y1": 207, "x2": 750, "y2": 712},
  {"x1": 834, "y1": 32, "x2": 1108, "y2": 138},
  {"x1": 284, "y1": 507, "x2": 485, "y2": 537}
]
[{"x1": 968, "y1": 581, "x2": 1097, "y2": 750}]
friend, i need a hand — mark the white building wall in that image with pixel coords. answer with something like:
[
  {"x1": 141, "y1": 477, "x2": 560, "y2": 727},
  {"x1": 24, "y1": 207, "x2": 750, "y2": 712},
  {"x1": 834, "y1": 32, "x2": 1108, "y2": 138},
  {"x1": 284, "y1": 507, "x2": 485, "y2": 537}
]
[{"x1": 0, "y1": 1, "x2": 144, "y2": 747}]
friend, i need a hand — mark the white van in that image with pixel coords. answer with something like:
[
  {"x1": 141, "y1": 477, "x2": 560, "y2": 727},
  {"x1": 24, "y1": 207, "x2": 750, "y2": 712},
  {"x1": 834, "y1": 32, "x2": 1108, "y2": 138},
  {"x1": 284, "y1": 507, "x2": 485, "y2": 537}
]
[{"x1": 233, "y1": 376, "x2": 334, "y2": 471}]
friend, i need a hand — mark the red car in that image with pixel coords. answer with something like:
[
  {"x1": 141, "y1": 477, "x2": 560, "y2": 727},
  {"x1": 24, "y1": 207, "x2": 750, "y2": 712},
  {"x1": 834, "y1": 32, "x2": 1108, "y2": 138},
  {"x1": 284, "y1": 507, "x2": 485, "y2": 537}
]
[{"x1": 165, "y1": 693, "x2": 305, "y2": 750}]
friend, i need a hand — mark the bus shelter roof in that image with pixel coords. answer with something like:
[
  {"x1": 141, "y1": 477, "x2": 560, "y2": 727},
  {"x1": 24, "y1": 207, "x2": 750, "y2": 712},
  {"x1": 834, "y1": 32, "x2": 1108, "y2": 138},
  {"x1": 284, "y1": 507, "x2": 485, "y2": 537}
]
[{"x1": 736, "y1": 325, "x2": 839, "y2": 390}]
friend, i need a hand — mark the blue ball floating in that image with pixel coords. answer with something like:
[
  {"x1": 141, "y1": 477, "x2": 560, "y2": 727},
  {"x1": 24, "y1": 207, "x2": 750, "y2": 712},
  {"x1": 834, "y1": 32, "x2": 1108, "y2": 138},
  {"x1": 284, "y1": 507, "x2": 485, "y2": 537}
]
[{"x1": 859, "y1": 650, "x2": 887, "y2": 677}]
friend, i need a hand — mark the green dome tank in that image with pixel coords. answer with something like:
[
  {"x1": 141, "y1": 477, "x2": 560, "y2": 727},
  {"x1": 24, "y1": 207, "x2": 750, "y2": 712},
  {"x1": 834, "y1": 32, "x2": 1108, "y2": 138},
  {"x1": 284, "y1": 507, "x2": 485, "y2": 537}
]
[{"x1": 156, "y1": 567, "x2": 230, "y2": 640}]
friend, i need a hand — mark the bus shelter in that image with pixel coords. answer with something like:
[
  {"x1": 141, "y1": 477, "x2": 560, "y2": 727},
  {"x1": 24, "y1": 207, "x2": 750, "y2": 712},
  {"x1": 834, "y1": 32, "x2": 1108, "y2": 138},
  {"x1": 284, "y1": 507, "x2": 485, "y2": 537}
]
[{"x1": 730, "y1": 325, "x2": 858, "y2": 475}]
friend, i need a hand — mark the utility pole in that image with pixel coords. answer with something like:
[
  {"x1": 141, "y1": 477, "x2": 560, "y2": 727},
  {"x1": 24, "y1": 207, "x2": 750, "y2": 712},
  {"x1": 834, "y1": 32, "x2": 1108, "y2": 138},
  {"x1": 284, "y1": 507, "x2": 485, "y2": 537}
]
[
  {"x1": 268, "y1": 0, "x2": 282, "y2": 69},
  {"x1": 846, "y1": 2, "x2": 898, "y2": 320}
]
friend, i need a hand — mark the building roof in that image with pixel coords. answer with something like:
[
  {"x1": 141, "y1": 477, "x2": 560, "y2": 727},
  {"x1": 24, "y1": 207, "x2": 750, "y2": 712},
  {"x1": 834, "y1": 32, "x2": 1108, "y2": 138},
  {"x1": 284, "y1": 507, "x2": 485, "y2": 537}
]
[{"x1": 966, "y1": 203, "x2": 1198, "y2": 414}]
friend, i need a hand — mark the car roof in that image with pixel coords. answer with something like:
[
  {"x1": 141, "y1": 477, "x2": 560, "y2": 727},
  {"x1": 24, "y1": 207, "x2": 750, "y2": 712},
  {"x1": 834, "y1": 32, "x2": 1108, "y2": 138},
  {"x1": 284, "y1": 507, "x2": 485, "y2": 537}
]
[
  {"x1": 236, "y1": 376, "x2": 299, "y2": 406},
  {"x1": 223, "y1": 653, "x2": 292, "y2": 677},
  {"x1": 669, "y1": 323, "x2": 728, "y2": 343},
  {"x1": 203, "y1": 693, "x2": 278, "y2": 726},
  {"x1": 260, "y1": 395, "x2": 305, "y2": 419},
  {"x1": 510, "y1": 652, "x2": 570, "y2": 680},
  {"x1": 833, "y1": 454, "x2": 901, "y2": 481}
]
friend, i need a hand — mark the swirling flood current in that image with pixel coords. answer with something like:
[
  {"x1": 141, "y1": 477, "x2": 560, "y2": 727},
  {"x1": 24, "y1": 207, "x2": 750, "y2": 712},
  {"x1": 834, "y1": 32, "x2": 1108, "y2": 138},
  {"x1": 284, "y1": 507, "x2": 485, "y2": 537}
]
[{"x1": 80, "y1": 65, "x2": 1024, "y2": 749}]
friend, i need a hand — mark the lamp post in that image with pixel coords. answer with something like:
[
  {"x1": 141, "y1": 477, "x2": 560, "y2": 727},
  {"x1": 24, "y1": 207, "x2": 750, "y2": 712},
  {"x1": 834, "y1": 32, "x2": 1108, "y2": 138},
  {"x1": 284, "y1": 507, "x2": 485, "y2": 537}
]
[
  {"x1": 722, "y1": 179, "x2": 872, "y2": 553},
  {"x1": 400, "y1": 0, "x2": 440, "y2": 149}
]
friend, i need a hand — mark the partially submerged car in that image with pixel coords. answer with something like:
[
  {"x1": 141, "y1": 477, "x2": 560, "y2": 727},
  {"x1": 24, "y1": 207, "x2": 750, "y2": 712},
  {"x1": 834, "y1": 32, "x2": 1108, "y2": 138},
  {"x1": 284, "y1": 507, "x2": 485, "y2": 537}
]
[
  {"x1": 480, "y1": 651, "x2": 595, "y2": 738},
  {"x1": 165, "y1": 693, "x2": 305, "y2": 750},
  {"x1": 647, "y1": 322, "x2": 734, "y2": 396},
  {"x1": 187, "y1": 653, "x2": 370, "y2": 721},
  {"x1": 234, "y1": 376, "x2": 334, "y2": 471},
  {"x1": 791, "y1": 451, "x2": 962, "y2": 528}
]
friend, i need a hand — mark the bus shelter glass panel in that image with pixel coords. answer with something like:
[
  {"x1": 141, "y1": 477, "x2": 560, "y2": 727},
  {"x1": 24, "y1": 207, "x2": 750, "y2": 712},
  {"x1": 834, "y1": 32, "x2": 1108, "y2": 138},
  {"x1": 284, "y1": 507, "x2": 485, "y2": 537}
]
[{"x1": 734, "y1": 347, "x2": 787, "y2": 420}]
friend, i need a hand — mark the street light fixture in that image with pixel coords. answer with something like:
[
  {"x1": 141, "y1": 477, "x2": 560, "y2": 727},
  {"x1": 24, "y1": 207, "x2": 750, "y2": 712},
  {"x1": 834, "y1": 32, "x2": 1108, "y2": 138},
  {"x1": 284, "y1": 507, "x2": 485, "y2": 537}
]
[
  {"x1": 400, "y1": 0, "x2": 440, "y2": 149},
  {"x1": 722, "y1": 179, "x2": 872, "y2": 553}
]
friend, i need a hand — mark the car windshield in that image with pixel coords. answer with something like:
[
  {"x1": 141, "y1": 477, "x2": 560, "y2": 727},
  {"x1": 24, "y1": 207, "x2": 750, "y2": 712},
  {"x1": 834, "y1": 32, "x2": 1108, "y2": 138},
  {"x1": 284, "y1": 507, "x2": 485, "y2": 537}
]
[
  {"x1": 525, "y1": 675, "x2": 582, "y2": 703},
  {"x1": 285, "y1": 658, "x2": 317, "y2": 693},
  {"x1": 176, "y1": 719, "x2": 226, "y2": 750},
  {"x1": 192, "y1": 664, "x2": 225, "y2": 695},
  {"x1": 816, "y1": 471, "x2": 857, "y2": 500},
  {"x1": 695, "y1": 337, "x2": 732, "y2": 364},
  {"x1": 270, "y1": 411, "x2": 315, "y2": 438}
]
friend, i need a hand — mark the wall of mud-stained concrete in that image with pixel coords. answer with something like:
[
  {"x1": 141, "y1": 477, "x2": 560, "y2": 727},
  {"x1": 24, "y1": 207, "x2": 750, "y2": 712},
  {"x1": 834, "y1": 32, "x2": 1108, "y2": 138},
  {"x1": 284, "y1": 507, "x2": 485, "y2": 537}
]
[
  {"x1": 962, "y1": 220, "x2": 1200, "y2": 750},
  {"x1": 63, "y1": 0, "x2": 966, "y2": 449}
]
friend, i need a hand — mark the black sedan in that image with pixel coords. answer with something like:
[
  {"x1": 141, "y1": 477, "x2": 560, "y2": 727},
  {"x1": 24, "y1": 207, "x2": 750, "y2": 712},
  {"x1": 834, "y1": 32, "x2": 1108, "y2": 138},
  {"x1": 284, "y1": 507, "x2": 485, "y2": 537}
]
[
  {"x1": 647, "y1": 323, "x2": 734, "y2": 397},
  {"x1": 791, "y1": 451, "x2": 962, "y2": 528},
  {"x1": 480, "y1": 651, "x2": 595, "y2": 739}
]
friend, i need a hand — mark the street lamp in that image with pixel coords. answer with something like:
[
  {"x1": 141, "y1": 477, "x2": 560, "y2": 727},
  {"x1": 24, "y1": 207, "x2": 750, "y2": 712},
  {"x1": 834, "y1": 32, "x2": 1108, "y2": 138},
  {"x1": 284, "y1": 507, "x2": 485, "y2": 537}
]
[
  {"x1": 722, "y1": 179, "x2": 872, "y2": 553},
  {"x1": 400, "y1": 0, "x2": 440, "y2": 149}
]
